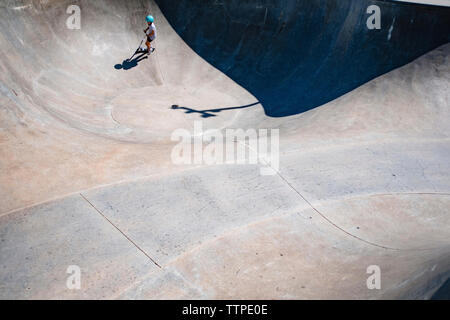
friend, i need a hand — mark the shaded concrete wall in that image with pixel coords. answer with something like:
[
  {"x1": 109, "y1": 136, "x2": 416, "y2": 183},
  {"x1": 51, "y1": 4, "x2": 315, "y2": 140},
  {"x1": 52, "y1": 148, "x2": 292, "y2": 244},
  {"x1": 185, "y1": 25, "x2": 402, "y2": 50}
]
[{"x1": 155, "y1": 0, "x2": 450, "y2": 116}]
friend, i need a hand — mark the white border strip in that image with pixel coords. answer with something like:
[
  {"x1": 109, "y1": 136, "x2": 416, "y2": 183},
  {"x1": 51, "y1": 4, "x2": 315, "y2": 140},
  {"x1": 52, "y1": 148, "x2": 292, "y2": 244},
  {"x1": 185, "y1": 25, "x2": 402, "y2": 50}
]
[{"x1": 392, "y1": 0, "x2": 450, "y2": 7}]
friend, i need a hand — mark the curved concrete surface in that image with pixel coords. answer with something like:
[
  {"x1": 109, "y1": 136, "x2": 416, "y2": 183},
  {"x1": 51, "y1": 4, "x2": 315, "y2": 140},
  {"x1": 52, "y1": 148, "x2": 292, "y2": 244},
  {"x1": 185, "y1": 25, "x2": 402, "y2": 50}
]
[
  {"x1": 156, "y1": 0, "x2": 450, "y2": 116},
  {"x1": 0, "y1": 0, "x2": 449, "y2": 299}
]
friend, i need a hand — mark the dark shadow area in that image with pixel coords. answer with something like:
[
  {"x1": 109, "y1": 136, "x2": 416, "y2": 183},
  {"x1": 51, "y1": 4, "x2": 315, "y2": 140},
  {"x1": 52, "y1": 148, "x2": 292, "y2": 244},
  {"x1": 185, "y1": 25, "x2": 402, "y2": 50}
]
[
  {"x1": 431, "y1": 278, "x2": 450, "y2": 300},
  {"x1": 156, "y1": 0, "x2": 450, "y2": 117},
  {"x1": 114, "y1": 52, "x2": 148, "y2": 71},
  {"x1": 171, "y1": 102, "x2": 259, "y2": 118}
]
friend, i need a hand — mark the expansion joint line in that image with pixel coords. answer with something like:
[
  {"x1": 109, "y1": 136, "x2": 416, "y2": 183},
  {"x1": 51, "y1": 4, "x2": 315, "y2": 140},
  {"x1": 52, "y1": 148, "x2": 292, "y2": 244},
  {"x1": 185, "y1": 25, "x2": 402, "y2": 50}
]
[
  {"x1": 271, "y1": 171, "x2": 399, "y2": 251},
  {"x1": 79, "y1": 193, "x2": 162, "y2": 268},
  {"x1": 238, "y1": 140, "x2": 400, "y2": 251}
]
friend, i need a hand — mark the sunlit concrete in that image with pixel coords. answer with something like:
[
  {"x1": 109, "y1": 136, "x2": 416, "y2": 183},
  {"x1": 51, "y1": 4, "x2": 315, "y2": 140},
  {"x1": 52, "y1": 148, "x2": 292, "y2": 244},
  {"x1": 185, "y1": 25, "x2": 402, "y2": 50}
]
[{"x1": 0, "y1": 0, "x2": 449, "y2": 299}]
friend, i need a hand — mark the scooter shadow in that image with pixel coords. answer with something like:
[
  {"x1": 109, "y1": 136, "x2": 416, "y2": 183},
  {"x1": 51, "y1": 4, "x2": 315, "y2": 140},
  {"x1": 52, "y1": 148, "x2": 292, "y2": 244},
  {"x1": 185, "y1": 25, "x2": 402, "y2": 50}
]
[{"x1": 114, "y1": 52, "x2": 148, "y2": 71}]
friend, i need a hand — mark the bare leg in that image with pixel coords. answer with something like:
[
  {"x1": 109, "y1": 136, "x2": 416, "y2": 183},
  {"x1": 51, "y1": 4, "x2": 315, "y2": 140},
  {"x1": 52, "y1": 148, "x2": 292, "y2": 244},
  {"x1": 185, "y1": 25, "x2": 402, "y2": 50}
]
[{"x1": 145, "y1": 41, "x2": 151, "y2": 54}]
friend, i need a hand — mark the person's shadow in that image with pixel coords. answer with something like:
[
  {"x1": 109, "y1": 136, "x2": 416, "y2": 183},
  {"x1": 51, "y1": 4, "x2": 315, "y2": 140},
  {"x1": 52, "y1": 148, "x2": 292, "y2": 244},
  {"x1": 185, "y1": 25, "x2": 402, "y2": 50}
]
[
  {"x1": 114, "y1": 52, "x2": 148, "y2": 71},
  {"x1": 171, "y1": 102, "x2": 259, "y2": 118}
]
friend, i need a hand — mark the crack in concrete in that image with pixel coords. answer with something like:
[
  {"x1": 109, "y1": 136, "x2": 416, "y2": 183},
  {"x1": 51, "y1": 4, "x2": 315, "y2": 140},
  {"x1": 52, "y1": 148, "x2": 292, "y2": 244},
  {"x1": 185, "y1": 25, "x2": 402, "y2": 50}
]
[
  {"x1": 79, "y1": 193, "x2": 162, "y2": 269},
  {"x1": 238, "y1": 139, "x2": 415, "y2": 251}
]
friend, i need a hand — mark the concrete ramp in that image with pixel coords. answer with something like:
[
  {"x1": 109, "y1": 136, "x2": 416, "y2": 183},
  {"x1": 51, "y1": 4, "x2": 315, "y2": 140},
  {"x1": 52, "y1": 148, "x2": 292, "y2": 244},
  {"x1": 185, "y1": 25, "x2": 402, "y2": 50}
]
[
  {"x1": 156, "y1": 0, "x2": 450, "y2": 116},
  {"x1": 0, "y1": 0, "x2": 449, "y2": 299}
]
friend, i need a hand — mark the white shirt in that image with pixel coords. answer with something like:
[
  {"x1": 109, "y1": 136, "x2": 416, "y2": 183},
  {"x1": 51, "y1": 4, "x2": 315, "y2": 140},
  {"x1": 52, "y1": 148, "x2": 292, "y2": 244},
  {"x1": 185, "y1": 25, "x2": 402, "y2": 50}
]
[{"x1": 146, "y1": 23, "x2": 157, "y2": 40}]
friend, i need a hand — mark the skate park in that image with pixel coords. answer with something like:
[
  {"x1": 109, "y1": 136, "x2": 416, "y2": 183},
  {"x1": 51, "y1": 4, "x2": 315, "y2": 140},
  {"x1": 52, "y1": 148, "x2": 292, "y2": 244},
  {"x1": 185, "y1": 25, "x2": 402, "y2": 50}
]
[{"x1": 0, "y1": 0, "x2": 449, "y2": 299}]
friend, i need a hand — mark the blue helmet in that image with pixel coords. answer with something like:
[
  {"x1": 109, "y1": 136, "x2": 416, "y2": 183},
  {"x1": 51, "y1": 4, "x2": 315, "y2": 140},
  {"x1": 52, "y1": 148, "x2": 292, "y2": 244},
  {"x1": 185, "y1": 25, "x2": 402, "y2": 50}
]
[{"x1": 146, "y1": 15, "x2": 154, "y2": 23}]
